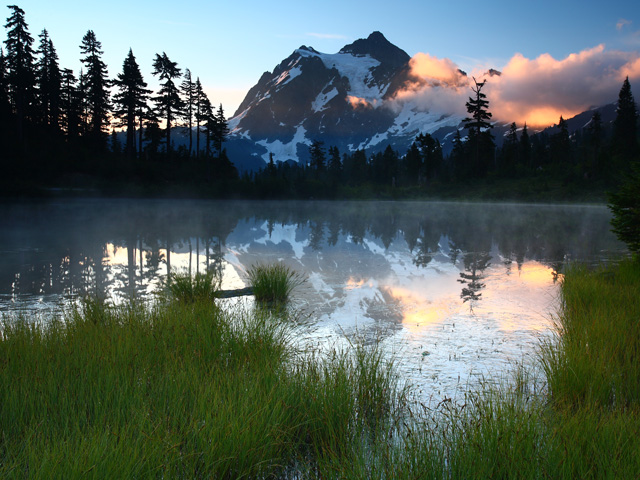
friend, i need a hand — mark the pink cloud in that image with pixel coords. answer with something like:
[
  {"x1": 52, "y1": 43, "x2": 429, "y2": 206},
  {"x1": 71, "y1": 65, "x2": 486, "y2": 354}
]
[{"x1": 391, "y1": 45, "x2": 640, "y2": 127}]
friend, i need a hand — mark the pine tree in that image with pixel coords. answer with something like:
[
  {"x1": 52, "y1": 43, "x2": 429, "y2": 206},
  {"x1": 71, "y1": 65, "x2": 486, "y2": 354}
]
[
  {"x1": 462, "y1": 77, "x2": 494, "y2": 176},
  {"x1": 59, "y1": 68, "x2": 81, "y2": 140},
  {"x1": 328, "y1": 145, "x2": 342, "y2": 182},
  {"x1": 194, "y1": 78, "x2": 206, "y2": 157},
  {"x1": 113, "y1": 49, "x2": 150, "y2": 159},
  {"x1": 519, "y1": 122, "x2": 531, "y2": 169},
  {"x1": 35, "y1": 29, "x2": 61, "y2": 130},
  {"x1": 180, "y1": 68, "x2": 195, "y2": 156},
  {"x1": 609, "y1": 78, "x2": 640, "y2": 254},
  {"x1": 4, "y1": 5, "x2": 36, "y2": 145},
  {"x1": 309, "y1": 140, "x2": 326, "y2": 172},
  {"x1": 612, "y1": 76, "x2": 638, "y2": 162},
  {"x1": 212, "y1": 104, "x2": 229, "y2": 156},
  {"x1": 550, "y1": 116, "x2": 571, "y2": 166},
  {"x1": 152, "y1": 52, "x2": 183, "y2": 155},
  {"x1": 79, "y1": 30, "x2": 111, "y2": 149}
]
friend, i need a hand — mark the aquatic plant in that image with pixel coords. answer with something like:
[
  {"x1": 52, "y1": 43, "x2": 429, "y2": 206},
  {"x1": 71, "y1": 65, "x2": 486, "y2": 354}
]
[
  {"x1": 246, "y1": 262, "x2": 305, "y2": 304},
  {"x1": 166, "y1": 269, "x2": 220, "y2": 303}
]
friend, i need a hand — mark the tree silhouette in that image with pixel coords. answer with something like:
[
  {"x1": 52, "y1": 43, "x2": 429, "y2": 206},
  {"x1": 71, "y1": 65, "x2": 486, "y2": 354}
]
[
  {"x1": 212, "y1": 103, "x2": 229, "y2": 156},
  {"x1": 113, "y1": 49, "x2": 150, "y2": 159},
  {"x1": 4, "y1": 5, "x2": 36, "y2": 146},
  {"x1": 613, "y1": 76, "x2": 639, "y2": 163},
  {"x1": 180, "y1": 68, "x2": 195, "y2": 156},
  {"x1": 152, "y1": 52, "x2": 183, "y2": 155},
  {"x1": 79, "y1": 30, "x2": 110, "y2": 150},
  {"x1": 36, "y1": 29, "x2": 61, "y2": 131},
  {"x1": 462, "y1": 77, "x2": 494, "y2": 176}
]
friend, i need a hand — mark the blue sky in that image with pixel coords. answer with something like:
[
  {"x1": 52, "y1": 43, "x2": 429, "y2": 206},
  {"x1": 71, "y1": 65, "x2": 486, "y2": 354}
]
[{"x1": 4, "y1": 1, "x2": 640, "y2": 118}]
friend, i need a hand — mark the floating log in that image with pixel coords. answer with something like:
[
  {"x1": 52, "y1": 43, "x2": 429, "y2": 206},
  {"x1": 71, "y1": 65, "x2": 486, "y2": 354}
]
[{"x1": 215, "y1": 286, "x2": 254, "y2": 299}]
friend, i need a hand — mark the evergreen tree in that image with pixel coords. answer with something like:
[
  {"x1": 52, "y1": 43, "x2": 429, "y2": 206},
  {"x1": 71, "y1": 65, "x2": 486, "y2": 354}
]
[
  {"x1": 194, "y1": 78, "x2": 207, "y2": 157},
  {"x1": 612, "y1": 76, "x2": 638, "y2": 162},
  {"x1": 4, "y1": 5, "x2": 36, "y2": 145},
  {"x1": 328, "y1": 145, "x2": 342, "y2": 182},
  {"x1": 462, "y1": 77, "x2": 494, "y2": 176},
  {"x1": 152, "y1": 52, "x2": 183, "y2": 155},
  {"x1": 212, "y1": 103, "x2": 229, "y2": 156},
  {"x1": 35, "y1": 29, "x2": 61, "y2": 130},
  {"x1": 79, "y1": 30, "x2": 111, "y2": 149},
  {"x1": 180, "y1": 68, "x2": 195, "y2": 156},
  {"x1": 403, "y1": 141, "x2": 422, "y2": 185},
  {"x1": 500, "y1": 122, "x2": 518, "y2": 175},
  {"x1": 59, "y1": 68, "x2": 81, "y2": 140},
  {"x1": 609, "y1": 161, "x2": 640, "y2": 254},
  {"x1": 309, "y1": 140, "x2": 326, "y2": 172},
  {"x1": 519, "y1": 123, "x2": 531, "y2": 170},
  {"x1": 550, "y1": 116, "x2": 571, "y2": 166},
  {"x1": 0, "y1": 48, "x2": 10, "y2": 128},
  {"x1": 113, "y1": 49, "x2": 150, "y2": 159}
]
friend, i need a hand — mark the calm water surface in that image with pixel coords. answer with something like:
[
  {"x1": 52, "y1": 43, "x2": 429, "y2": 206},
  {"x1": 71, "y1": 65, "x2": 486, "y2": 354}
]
[{"x1": 0, "y1": 199, "x2": 627, "y2": 400}]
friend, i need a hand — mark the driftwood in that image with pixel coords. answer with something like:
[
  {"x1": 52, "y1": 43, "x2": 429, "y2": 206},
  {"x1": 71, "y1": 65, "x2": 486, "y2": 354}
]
[{"x1": 215, "y1": 287, "x2": 254, "y2": 299}]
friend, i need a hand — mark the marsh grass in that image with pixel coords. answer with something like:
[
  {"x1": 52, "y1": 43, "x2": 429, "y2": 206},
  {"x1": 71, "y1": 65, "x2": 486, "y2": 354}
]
[
  {"x1": 166, "y1": 269, "x2": 221, "y2": 303},
  {"x1": 0, "y1": 295, "x2": 406, "y2": 478},
  {"x1": 247, "y1": 262, "x2": 305, "y2": 305},
  {"x1": 2, "y1": 258, "x2": 639, "y2": 478}
]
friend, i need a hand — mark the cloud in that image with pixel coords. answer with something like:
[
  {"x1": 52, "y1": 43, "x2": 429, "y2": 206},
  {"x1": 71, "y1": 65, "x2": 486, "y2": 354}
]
[
  {"x1": 617, "y1": 18, "x2": 632, "y2": 31},
  {"x1": 391, "y1": 45, "x2": 640, "y2": 127},
  {"x1": 485, "y1": 45, "x2": 640, "y2": 125}
]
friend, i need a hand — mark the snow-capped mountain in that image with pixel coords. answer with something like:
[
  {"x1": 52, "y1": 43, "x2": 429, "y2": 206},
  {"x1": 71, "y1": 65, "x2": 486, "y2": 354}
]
[{"x1": 226, "y1": 32, "x2": 466, "y2": 171}]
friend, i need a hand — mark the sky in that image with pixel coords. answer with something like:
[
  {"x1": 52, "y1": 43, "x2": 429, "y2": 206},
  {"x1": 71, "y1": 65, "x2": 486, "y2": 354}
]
[{"x1": 3, "y1": 0, "x2": 640, "y2": 125}]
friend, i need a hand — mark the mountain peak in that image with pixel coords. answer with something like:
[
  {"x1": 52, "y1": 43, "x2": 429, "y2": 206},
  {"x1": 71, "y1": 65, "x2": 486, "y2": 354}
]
[{"x1": 339, "y1": 31, "x2": 410, "y2": 67}]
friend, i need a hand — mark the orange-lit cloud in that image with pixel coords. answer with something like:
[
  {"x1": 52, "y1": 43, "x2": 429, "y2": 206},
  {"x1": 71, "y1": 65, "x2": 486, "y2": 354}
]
[
  {"x1": 408, "y1": 53, "x2": 466, "y2": 87},
  {"x1": 392, "y1": 45, "x2": 640, "y2": 128},
  {"x1": 347, "y1": 95, "x2": 372, "y2": 109}
]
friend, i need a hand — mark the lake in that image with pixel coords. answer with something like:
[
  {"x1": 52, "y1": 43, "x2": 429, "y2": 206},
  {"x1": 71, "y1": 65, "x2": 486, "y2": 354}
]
[{"x1": 0, "y1": 199, "x2": 626, "y2": 401}]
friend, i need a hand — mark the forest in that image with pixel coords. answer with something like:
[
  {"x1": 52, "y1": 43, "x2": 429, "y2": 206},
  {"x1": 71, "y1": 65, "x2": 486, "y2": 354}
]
[{"x1": 1, "y1": 5, "x2": 639, "y2": 201}]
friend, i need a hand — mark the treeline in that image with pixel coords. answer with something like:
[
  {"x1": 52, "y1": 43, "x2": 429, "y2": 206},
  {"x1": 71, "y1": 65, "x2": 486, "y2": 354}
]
[
  {"x1": 249, "y1": 77, "x2": 639, "y2": 200},
  {"x1": 1, "y1": 5, "x2": 638, "y2": 200},
  {"x1": 1, "y1": 5, "x2": 237, "y2": 196}
]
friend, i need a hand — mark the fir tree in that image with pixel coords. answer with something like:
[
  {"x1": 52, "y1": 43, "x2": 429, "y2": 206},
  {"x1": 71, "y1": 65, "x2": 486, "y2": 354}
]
[
  {"x1": 152, "y1": 52, "x2": 183, "y2": 155},
  {"x1": 194, "y1": 77, "x2": 207, "y2": 157},
  {"x1": 613, "y1": 76, "x2": 638, "y2": 162},
  {"x1": 212, "y1": 103, "x2": 229, "y2": 156},
  {"x1": 113, "y1": 49, "x2": 150, "y2": 159},
  {"x1": 180, "y1": 68, "x2": 195, "y2": 156},
  {"x1": 59, "y1": 67, "x2": 81, "y2": 140},
  {"x1": 309, "y1": 140, "x2": 326, "y2": 172},
  {"x1": 462, "y1": 77, "x2": 494, "y2": 176},
  {"x1": 519, "y1": 122, "x2": 531, "y2": 169},
  {"x1": 4, "y1": 5, "x2": 36, "y2": 144},
  {"x1": 36, "y1": 29, "x2": 61, "y2": 130},
  {"x1": 328, "y1": 145, "x2": 342, "y2": 182},
  {"x1": 79, "y1": 30, "x2": 111, "y2": 149}
]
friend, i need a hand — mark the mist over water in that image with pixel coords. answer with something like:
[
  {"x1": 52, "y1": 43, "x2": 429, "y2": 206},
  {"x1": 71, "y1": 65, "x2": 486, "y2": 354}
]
[{"x1": 0, "y1": 199, "x2": 626, "y2": 400}]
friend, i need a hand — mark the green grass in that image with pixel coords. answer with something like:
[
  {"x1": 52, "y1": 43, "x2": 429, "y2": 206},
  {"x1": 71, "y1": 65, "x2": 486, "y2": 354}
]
[
  {"x1": 1, "y1": 258, "x2": 639, "y2": 478},
  {"x1": 0, "y1": 296, "x2": 405, "y2": 478},
  {"x1": 166, "y1": 269, "x2": 220, "y2": 303},
  {"x1": 246, "y1": 262, "x2": 305, "y2": 304}
]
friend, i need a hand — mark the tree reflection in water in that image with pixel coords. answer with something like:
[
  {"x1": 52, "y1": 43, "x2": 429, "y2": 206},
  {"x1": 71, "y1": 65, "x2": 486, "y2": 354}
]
[{"x1": 0, "y1": 200, "x2": 625, "y2": 314}]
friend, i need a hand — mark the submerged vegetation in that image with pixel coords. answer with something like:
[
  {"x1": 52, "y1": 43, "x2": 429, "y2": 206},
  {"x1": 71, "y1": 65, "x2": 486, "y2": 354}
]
[{"x1": 0, "y1": 257, "x2": 638, "y2": 477}]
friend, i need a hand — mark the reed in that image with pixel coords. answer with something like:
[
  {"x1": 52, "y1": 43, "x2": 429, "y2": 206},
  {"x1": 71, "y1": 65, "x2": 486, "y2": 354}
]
[
  {"x1": 246, "y1": 262, "x2": 305, "y2": 304},
  {"x1": 166, "y1": 269, "x2": 220, "y2": 303}
]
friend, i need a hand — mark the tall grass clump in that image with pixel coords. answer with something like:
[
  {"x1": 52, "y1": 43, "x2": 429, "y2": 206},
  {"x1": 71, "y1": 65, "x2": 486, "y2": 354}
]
[
  {"x1": 247, "y1": 262, "x2": 305, "y2": 304},
  {"x1": 166, "y1": 269, "x2": 220, "y2": 303}
]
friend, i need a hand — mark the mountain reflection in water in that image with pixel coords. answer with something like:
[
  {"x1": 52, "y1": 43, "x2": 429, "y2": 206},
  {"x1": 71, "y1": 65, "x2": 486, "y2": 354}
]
[{"x1": 0, "y1": 199, "x2": 626, "y2": 400}]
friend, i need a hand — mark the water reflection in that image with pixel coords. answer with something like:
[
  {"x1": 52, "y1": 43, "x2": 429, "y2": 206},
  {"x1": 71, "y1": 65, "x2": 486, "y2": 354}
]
[{"x1": 0, "y1": 199, "x2": 627, "y2": 399}]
